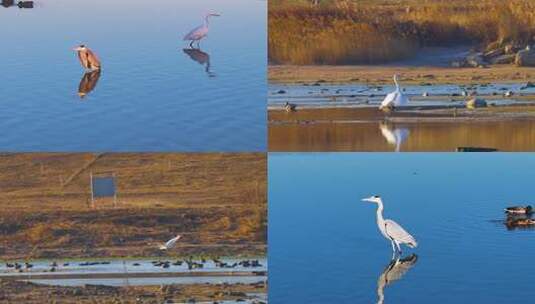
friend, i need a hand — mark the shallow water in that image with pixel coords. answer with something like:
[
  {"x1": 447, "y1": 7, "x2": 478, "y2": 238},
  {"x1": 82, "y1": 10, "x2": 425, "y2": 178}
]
[
  {"x1": 269, "y1": 120, "x2": 535, "y2": 151},
  {"x1": 0, "y1": 0, "x2": 266, "y2": 151},
  {"x1": 0, "y1": 257, "x2": 267, "y2": 287},
  {"x1": 269, "y1": 83, "x2": 535, "y2": 108},
  {"x1": 269, "y1": 153, "x2": 535, "y2": 303},
  {"x1": 0, "y1": 257, "x2": 267, "y2": 275}
]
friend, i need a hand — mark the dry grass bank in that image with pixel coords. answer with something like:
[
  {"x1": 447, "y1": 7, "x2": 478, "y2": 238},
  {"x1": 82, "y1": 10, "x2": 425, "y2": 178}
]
[
  {"x1": 269, "y1": 0, "x2": 535, "y2": 64},
  {"x1": 0, "y1": 153, "x2": 267, "y2": 259}
]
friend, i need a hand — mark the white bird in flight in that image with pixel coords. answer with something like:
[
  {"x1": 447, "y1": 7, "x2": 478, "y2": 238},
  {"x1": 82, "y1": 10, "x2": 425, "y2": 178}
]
[
  {"x1": 159, "y1": 235, "x2": 181, "y2": 250},
  {"x1": 379, "y1": 75, "x2": 409, "y2": 111},
  {"x1": 362, "y1": 195, "x2": 417, "y2": 259},
  {"x1": 73, "y1": 45, "x2": 101, "y2": 71},
  {"x1": 184, "y1": 12, "x2": 221, "y2": 48}
]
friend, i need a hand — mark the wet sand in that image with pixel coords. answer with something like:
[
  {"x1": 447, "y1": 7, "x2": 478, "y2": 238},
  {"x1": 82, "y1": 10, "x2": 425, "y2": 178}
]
[
  {"x1": 269, "y1": 105, "x2": 535, "y2": 151},
  {"x1": 269, "y1": 65, "x2": 535, "y2": 85},
  {"x1": 0, "y1": 279, "x2": 267, "y2": 303}
]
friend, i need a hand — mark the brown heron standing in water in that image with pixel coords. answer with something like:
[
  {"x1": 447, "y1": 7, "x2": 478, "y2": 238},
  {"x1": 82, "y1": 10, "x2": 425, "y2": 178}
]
[{"x1": 73, "y1": 45, "x2": 101, "y2": 71}]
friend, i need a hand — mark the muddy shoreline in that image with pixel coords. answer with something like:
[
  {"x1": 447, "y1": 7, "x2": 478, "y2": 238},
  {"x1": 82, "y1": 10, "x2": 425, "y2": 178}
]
[
  {"x1": 269, "y1": 65, "x2": 535, "y2": 85},
  {"x1": 0, "y1": 279, "x2": 267, "y2": 303}
]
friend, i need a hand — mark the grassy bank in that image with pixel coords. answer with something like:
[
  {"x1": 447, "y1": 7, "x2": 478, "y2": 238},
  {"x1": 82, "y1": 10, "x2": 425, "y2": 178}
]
[
  {"x1": 0, "y1": 153, "x2": 267, "y2": 259},
  {"x1": 269, "y1": 0, "x2": 535, "y2": 64}
]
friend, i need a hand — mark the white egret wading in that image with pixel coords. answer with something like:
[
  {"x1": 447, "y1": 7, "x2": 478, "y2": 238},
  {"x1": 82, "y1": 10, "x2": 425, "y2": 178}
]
[
  {"x1": 184, "y1": 12, "x2": 221, "y2": 48},
  {"x1": 362, "y1": 195, "x2": 417, "y2": 259},
  {"x1": 73, "y1": 45, "x2": 101, "y2": 71},
  {"x1": 159, "y1": 235, "x2": 181, "y2": 250},
  {"x1": 379, "y1": 75, "x2": 409, "y2": 111}
]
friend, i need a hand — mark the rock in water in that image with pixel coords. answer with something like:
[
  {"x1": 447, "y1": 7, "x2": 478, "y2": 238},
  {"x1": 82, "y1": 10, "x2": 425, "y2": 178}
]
[
  {"x1": 515, "y1": 48, "x2": 535, "y2": 67},
  {"x1": 466, "y1": 97, "x2": 487, "y2": 109},
  {"x1": 490, "y1": 54, "x2": 516, "y2": 64}
]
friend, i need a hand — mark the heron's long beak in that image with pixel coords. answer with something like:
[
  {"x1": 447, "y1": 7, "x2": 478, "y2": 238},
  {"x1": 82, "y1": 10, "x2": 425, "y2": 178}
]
[
  {"x1": 73, "y1": 47, "x2": 82, "y2": 51},
  {"x1": 362, "y1": 196, "x2": 374, "y2": 202},
  {"x1": 210, "y1": 13, "x2": 221, "y2": 16}
]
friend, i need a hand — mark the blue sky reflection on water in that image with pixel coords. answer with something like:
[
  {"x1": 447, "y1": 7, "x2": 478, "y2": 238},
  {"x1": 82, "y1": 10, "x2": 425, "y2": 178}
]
[{"x1": 0, "y1": 0, "x2": 266, "y2": 151}]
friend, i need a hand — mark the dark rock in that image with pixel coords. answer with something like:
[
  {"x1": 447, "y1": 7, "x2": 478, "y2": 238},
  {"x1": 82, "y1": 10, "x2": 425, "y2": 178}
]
[
  {"x1": 466, "y1": 97, "x2": 487, "y2": 109},
  {"x1": 489, "y1": 54, "x2": 515, "y2": 64},
  {"x1": 515, "y1": 48, "x2": 535, "y2": 66}
]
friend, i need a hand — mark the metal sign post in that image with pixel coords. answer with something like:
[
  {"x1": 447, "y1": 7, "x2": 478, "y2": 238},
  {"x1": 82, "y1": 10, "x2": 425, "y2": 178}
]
[{"x1": 90, "y1": 171, "x2": 117, "y2": 208}]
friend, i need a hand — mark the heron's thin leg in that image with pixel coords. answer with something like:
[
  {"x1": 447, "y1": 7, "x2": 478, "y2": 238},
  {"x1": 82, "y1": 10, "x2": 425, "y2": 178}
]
[
  {"x1": 189, "y1": 41, "x2": 194, "y2": 48},
  {"x1": 395, "y1": 242, "x2": 402, "y2": 255},
  {"x1": 390, "y1": 241, "x2": 396, "y2": 259}
]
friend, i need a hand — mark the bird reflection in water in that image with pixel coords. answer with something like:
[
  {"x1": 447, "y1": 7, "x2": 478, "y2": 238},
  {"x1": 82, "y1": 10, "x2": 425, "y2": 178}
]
[
  {"x1": 379, "y1": 122, "x2": 410, "y2": 152},
  {"x1": 182, "y1": 48, "x2": 215, "y2": 77},
  {"x1": 78, "y1": 70, "x2": 101, "y2": 99},
  {"x1": 376, "y1": 254, "x2": 418, "y2": 304}
]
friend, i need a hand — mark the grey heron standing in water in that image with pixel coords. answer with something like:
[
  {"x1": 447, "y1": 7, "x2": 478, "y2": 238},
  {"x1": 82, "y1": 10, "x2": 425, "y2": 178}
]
[
  {"x1": 73, "y1": 45, "x2": 101, "y2": 71},
  {"x1": 362, "y1": 195, "x2": 418, "y2": 259},
  {"x1": 184, "y1": 12, "x2": 221, "y2": 48}
]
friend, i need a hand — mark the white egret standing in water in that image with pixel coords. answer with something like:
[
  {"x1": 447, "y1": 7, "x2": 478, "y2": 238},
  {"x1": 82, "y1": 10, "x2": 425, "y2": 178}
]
[
  {"x1": 379, "y1": 75, "x2": 409, "y2": 111},
  {"x1": 184, "y1": 12, "x2": 221, "y2": 48},
  {"x1": 362, "y1": 195, "x2": 418, "y2": 259},
  {"x1": 73, "y1": 45, "x2": 101, "y2": 71},
  {"x1": 159, "y1": 235, "x2": 181, "y2": 250}
]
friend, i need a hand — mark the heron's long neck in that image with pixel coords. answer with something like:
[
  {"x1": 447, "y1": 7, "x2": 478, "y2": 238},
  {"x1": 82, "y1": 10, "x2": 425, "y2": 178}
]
[
  {"x1": 204, "y1": 16, "x2": 210, "y2": 27},
  {"x1": 394, "y1": 77, "x2": 400, "y2": 90},
  {"x1": 376, "y1": 201, "x2": 385, "y2": 225}
]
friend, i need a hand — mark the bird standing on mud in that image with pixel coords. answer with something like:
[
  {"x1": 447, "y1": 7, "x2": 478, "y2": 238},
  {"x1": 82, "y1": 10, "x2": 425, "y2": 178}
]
[
  {"x1": 73, "y1": 45, "x2": 101, "y2": 71},
  {"x1": 184, "y1": 12, "x2": 221, "y2": 48},
  {"x1": 362, "y1": 195, "x2": 418, "y2": 259},
  {"x1": 159, "y1": 235, "x2": 181, "y2": 250},
  {"x1": 379, "y1": 75, "x2": 409, "y2": 111}
]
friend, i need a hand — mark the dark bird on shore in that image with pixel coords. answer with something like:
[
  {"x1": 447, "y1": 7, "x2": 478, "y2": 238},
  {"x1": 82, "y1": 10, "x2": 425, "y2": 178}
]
[
  {"x1": 73, "y1": 45, "x2": 101, "y2": 71},
  {"x1": 505, "y1": 205, "x2": 533, "y2": 215},
  {"x1": 284, "y1": 102, "x2": 296, "y2": 112}
]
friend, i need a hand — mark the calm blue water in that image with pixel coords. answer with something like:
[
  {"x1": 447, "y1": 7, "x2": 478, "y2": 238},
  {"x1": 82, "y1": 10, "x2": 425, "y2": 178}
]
[
  {"x1": 269, "y1": 153, "x2": 535, "y2": 303},
  {"x1": 0, "y1": 0, "x2": 266, "y2": 151}
]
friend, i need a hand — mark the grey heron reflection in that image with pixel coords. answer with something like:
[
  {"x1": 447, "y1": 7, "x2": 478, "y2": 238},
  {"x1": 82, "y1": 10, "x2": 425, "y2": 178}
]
[
  {"x1": 183, "y1": 48, "x2": 215, "y2": 77},
  {"x1": 377, "y1": 254, "x2": 418, "y2": 304},
  {"x1": 78, "y1": 70, "x2": 101, "y2": 99}
]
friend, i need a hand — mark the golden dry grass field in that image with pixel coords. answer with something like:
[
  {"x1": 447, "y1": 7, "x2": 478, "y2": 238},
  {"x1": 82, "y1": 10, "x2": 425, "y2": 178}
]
[
  {"x1": 0, "y1": 153, "x2": 266, "y2": 259},
  {"x1": 269, "y1": 0, "x2": 535, "y2": 64}
]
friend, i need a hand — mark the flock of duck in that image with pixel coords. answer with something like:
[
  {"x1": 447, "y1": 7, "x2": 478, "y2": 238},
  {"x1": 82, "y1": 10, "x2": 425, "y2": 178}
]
[{"x1": 3, "y1": 258, "x2": 263, "y2": 273}]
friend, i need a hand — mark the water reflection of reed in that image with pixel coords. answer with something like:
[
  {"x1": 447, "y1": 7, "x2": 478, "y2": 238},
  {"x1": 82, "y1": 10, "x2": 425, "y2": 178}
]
[
  {"x1": 376, "y1": 254, "x2": 418, "y2": 304},
  {"x1": 78, "y1": 70, "x2": 101, "y2": 99},
  {"x1": 182, "y1": 48, "x2": 215, "y2": 77},
  {"x1": 269, "y1": 121, "x2": 535, "y2": 151}
]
